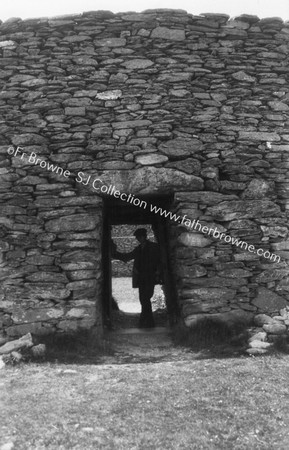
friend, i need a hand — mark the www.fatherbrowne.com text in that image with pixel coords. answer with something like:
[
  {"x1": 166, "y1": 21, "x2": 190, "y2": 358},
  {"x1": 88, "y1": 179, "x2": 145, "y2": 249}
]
[{"x1": 7, "y1": 146, "x2": 281, "y2": 263}]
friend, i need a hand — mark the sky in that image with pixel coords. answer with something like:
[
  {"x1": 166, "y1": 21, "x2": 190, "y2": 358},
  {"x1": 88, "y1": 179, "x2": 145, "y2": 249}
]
[{"x1": 0, "y1": 0, "x2": 288, "y2": 22}]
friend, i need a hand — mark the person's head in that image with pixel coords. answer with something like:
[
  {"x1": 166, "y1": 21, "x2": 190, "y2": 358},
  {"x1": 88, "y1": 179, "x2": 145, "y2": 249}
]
[{"x1": 134, "y1": 228, "x2": 147, "y2": 244}]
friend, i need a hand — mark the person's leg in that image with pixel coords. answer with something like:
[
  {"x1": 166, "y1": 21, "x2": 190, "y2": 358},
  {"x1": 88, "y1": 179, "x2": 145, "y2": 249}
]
[{"x1": 138, "y1": 286, "x2": 155, "y2": 328}]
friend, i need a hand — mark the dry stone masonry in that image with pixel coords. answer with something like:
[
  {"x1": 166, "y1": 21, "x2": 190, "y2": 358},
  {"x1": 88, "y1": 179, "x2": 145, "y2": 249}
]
[{"x1": 0, "y1": 9, "x2": 289, "y2": 343}]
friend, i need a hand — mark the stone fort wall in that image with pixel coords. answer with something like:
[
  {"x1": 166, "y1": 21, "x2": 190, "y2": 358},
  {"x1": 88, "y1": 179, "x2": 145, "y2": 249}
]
[{"x1": 0, "y1": 9, "x2": 289, "y2": 339}]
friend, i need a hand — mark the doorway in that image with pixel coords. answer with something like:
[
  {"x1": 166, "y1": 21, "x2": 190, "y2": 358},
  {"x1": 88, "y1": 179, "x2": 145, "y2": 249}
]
[{"x1": 101, "y1": 194, "x2": 178, "y2": 330}]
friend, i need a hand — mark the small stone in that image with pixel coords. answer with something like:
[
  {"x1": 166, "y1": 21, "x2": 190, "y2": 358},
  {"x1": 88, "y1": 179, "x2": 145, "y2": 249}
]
[
  {"x1": 121, "y1": 59, "x2": 154, "y2": 69},
  {"x1": 169, "y1": 89, "x2": 190, "y2": 97},
  {"x1": 272, "y1": 316, "x2": 285, "y2": 321},
  {"x1": 0, "y1": 356, "x2": 5, "y2": 370},
  {"x1": 11, "y1": 134, "x2": 48, "y2": 146},
  {"x1": 0, "y1": 443, "x2": 14, "y2": 450},
  {"x1": 246, "y1": 348, "x2": 268, "y2": 355},
  {"x1": 248, "y1": 340, "x2": 272, "y2": 349},
  {"x1": 178, "y1": 233, "x2": 211, "y2": 248},
  {"x1": 11, "y1": 351, "x2": 23, "y2": 363},
  {"x1": 65, "y1": 107, "x2": 86, "y2": 116},
  {"x1": 46, "y1": 214, "x2": 96, "y2": 232},
  {"x1": 269, "y1": 101, "x2": 289, "y2": 111},
  {"x1": 112, "y1": 120, "x2": 152, "y2": 129},
  {"x1": 241, "y1": 179, "x2": 273, "y2": 199},
  {"x1": 95, "y1": 38, "x2": 126, "y2": 47},
  {"x1": 239, "y1": 132, "x2": 280, "y2": 141},
  {"x1": 96, "y1": 90, "x2": 122, "y2": 100},
  {"x1": 254, "y1": 314, "x2": 274, "y2": 326},
  {"x1": 63, "y1": 35, "x2": 91, "y2": 42},
  {"x1": 31, "y1": 344, "x2": 46, "y2": 359},
  {"x1": 249, "y1": 331, "x2": 267, "y2": 342},
  {"x1": 135, "y1": 154, "x2": 168, "y2": 165},
  {"x1": 263, "y1": 322, "x2": 287, "y2": 334},
  {"x1": 151, "y1": 27, "x2": 185, "y2": 41},
  {"x1": 0, "y1": 40, "x2": 16, "y2": 48},
  {"x1": 232, "y1": 71, "x2": 256, "y2": 82},
  {"x1": 0, "y1": 333, "x2": 33, "y2": 355},
  {"x1": 66, "y1": 308, "x2": 89, "y2": 319},
  {"x1": 159, "y1": 138, "x2": 203, "y2": 158}
]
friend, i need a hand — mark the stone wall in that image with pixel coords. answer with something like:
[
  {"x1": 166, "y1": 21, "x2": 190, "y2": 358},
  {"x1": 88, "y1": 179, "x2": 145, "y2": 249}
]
[{"x1": 0, "y1": 9, "x2": 289, "y2": 340}]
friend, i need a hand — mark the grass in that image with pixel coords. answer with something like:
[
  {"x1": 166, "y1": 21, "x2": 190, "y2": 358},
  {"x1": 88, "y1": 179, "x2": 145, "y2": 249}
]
[{"x1": 1, "y1": 355, "x2": 289, "y2": 449}]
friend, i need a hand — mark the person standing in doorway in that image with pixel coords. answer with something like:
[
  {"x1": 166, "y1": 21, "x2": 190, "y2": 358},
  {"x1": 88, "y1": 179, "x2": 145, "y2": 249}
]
[{"x1": 111, "y1": 228, "x2": 162, "y2": 328}]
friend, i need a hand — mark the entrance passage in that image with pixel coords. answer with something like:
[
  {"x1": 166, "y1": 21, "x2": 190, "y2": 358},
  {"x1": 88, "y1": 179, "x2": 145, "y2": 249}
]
[
  {"x1": 111, "y1": 224, "x2": 168, "y2": 328},
  {"x1": 101, "y1": 194, "x2": 178, "y2": 330}
]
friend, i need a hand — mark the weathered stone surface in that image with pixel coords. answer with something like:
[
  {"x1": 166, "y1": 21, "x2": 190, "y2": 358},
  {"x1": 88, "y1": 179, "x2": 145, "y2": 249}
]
[
  {"x1": 11, "y1": 308, "x2": 64, "y2": 323},
  {"x1": 1, "y1": 10, "x2": 289, "y2": 342},
  {"x1": 5, "y1": 323, "x2": 55, "y2": 337},
  {"x1": 249, "y1": 331, "x2": 267, "y2": 342},
  {"x1": 268, "y1": 101, "x2": 289, "y2": 111},
  {"x1": 0, "y1": 333, "x2": 33, "y2": 354},
  {"x1": 175, "y1": 192, "x2": 237, "y2": 205},
  {"x1": 276, "y1": 278, "x2": 289, "y2": 292},
  {"x1": 98, "y1": 167, "x2": 203, "y2": 194},
  {"x1": 272, "y1": 241, "x2": 289, "y2": 251},
  {"x1": 66, "y1": 308, "x2": 90, "y2": 319},
  {"x1": 255, "y1": 269, "x2": 288, "y2": 283},
  {"x1": 252, "y1": 288, "x2": 289, "y2": 313},
  {"x1": 95, "y1": 38, "x2": 126, "y2": 47},
  {"x1": 22, "y1": 286, "x2": 70, "y2": 301},
  {"x1": 177, "y1": 265, "x2": 207, "y2": 278},
  {"x1": 121, "y1": 59, "x2": 154, "y2": 69},
  {"x1": 241, "y1": 180, "x2": 273, "y2": 199},
  {"x1": 25, "y1": 272, "x2": 68, "y2": 283},
  {"x1": 151, "y1": 27, "x2": 185, "y2": 40},
  {"x1": 31, "y1": 344, "x2": 46, "y2": 359},
  {"x1": 25, "y1": 255, "x2": 54, "y2": 266},
  {"x1": 165, "y1": 158, "x2": 201, "y2": 175},
  {"x1": 157, "y1": 73, "x2": 191, "y2": 82},
  {"x1": 112, "y1": 120, "x2": 152, "y2": 129},
  {"x1": 181, "y1": 287, "x2": 235, "y2": 302},
  {"x1": 95, "y1": 90, "x2": 122, "y2": 100},
  {"x1": 64, "y1": 35, "x2": 91, "y2": 42},
  {"x1": 232, "y1": 71, "x2": 256, "y2": 82},
  {"x1": 135, "y1": 154, "x2": 168, "y2": 165},
  {"x1": 159, "y1": 138, "x2": 203, "y2": 158},
  {"x1": 263, "y1": 322, "x2": 287, "y2": 334},
  {"x1": 65, "y1": 107, "x2": 86, "y2": 116},
  {"x1": 45, "y1": 215, "x2": 95, "y2": 232},
  {"x1": 239, "y1": 132, "x2": 280, "y2": 141},
  {"x1": 0, "y1": 40, "x2": 16, "y2": 48},
  {"x1": 249, "y1": 340, "x2": 272, "y2": 349},
  {"x1": 207, "y1": 200, "x2": 280, "y2": 221},
  {"x1": 246, "y1": 348, "x2": 268, "y2": 355},
  {"x1": 178, "y1": 233, "x2": 211, "y2": 247},
  {"x1": 254, "y1": 314, "x2": 274, "y2": 326},
  {"x1": 11, "y1": 134, "x2": 48, "y2": 145}
]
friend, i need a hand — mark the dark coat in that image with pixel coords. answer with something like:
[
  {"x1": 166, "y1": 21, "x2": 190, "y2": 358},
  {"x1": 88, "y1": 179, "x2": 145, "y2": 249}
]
[{"x1": 114, "y1": 240, "x2": 161, "y2": 289}]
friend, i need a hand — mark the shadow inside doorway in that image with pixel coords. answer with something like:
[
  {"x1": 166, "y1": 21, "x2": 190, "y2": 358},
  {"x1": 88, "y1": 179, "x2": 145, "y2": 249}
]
[{"x1": 102, "y1": 194, "x2": 178, "y2": 331}]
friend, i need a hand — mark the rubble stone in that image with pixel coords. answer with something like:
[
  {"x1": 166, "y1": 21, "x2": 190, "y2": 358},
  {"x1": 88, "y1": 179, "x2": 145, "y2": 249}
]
[{"x1": 0, "y1": 10, "x2": 288, "y2": 342}]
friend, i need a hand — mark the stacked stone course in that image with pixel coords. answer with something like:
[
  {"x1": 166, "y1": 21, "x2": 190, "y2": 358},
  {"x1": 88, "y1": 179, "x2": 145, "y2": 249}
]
[{"x1": 0, "y1": 10, "x2": 289, "y2": 342}]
